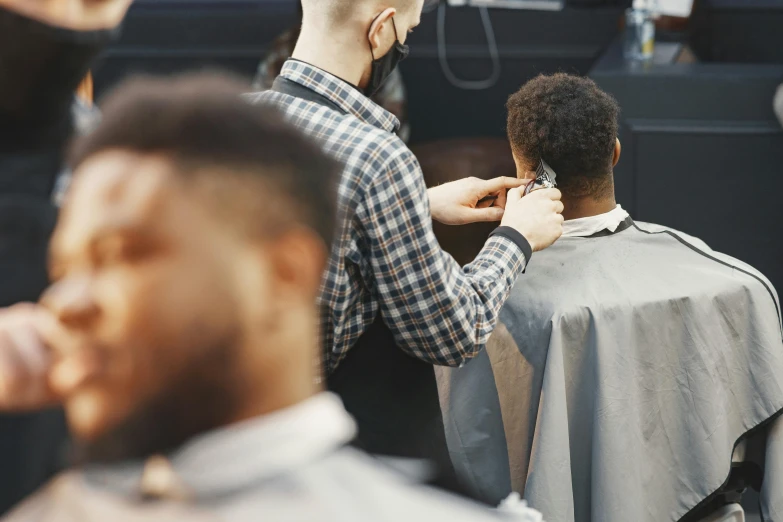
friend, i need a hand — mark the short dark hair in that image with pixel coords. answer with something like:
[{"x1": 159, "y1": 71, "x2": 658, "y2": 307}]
[
  {"x1": 506, "y1": 73, "x2": 620, "y2": 199},
  {"x1": 70, "y1": 72, "x2": 339, "y2": 247}
]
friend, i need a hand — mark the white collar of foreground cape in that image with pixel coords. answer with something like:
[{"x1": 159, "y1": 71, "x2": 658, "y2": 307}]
[
  {"x1": 81, "y1": 392, "x2": 357, "y2": 500},
  {"x1": 562, "y1": 204, "x2": 630, "y2": 238}
]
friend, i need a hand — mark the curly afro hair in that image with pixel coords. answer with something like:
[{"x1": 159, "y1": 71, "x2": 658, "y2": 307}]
[{"x1": 506, "y1": 73, "x2": 620, "y2": 199}]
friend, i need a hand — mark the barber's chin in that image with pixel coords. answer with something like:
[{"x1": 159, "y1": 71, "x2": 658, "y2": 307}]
[{"x1": 65, "y1": 389, "x2": 119, "y2": 442}]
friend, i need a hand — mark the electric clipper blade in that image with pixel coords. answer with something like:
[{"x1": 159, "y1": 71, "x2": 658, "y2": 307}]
[{"x1": 524, "y1": 158, "x2": 558, "y2": 195}]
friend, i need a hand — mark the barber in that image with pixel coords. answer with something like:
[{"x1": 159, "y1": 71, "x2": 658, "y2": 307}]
[{"x1": 251, "y1": 0, "x2": 564, "y2": 499}]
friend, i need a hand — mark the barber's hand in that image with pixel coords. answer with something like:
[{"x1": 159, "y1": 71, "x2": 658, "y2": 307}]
[
  {"x1": 428, "y1": 177, "x2": 529, "y2": 225},
  {"x1": 0, "y1": 0, "x2": 134, "y2": 30},
  {"x1": 0, "y1": 304, "x2": 58, "y2": 412},
  {"x1": 501, "y1": 187, "x2": 564, "y2": 252}
]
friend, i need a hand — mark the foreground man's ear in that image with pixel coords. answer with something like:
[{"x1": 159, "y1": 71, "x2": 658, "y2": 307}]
[
  {"x1": 268, "y1": 229, "x2": 329, "y2": 303},
  {"x1": 511, "y1": 151, "x2": 536, "y2": 181},
  {"x1": 613, "y1": 138, "x2": 622, "y2": 168}
]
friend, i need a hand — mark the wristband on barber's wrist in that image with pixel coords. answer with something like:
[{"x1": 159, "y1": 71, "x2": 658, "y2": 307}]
[{"x1": 490, "y1": 226, "x2": 533, "y2": 264}]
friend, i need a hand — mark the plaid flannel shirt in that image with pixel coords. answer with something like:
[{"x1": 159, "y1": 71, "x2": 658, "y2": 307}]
[{"x1": 249, "y1": 60, "x2": 528, "y2": 373}]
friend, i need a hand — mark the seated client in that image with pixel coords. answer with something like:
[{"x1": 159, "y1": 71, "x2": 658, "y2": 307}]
[{"x1": 436, "y1": 73, "x2": 783, "y2": 522}]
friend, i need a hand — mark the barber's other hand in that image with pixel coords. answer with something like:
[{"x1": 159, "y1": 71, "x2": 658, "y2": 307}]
[
  {"x1": 0, "y1": 304, "x2": 58, "y2": 412},
  {"x1": 428, "y1": 176, "x2": 529, "y2": 225},
  {"x1": 0, "y1": 0, "x2": 134, "y2": 30},
  {"x1": 501, "y1": 187, "x2": 564, "y2": 252}
]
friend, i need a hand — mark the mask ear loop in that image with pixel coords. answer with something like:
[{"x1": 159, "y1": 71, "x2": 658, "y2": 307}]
[
  {"x1": 391, "y1": 17, "x2": 400, "y2": 43},
  {"x1": 369, "y1": 14, "x2": 401, "y2": 60}
]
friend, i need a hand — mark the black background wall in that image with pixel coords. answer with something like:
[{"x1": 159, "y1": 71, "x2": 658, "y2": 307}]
[
  {"x1": 399, "y1": 5, "x2": 625, "y2": 143},
  {"x1": 691, "y1": 0, "x2": 783, "y2": 63},
  {"x1": 94, "y1": 0, "x2": 296, "y2": 95}
]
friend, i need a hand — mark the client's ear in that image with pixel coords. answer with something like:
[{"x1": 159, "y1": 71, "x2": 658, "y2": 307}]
[
  {"x1": 511, "y1": 151, "x2": 536, "y2": 181},
  {"x1": 268, "y1": 228, "x2": 328, "y2": 303},
  {"x1": 613, "y1": 138, "x2": 622, "y2": 168}
]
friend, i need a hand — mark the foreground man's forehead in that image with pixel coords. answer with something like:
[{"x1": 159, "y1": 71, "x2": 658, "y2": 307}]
[
  {"x1": 56, "y1": 151, "x2": 177, "y2": 248},
  {"x1": 69, "y1": 150, "x2": 172, "y2": 212},
  {"x1": 73, "y1": 152, "x2": 176, "y2": 221}
]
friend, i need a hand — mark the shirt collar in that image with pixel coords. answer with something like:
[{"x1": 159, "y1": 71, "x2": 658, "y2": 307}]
[
  {"x1": 562, "y1": 205, "x2": 631, "y2": 238},
  {"x1": 83, "y1": 393, "x2": 357, "y2": 499},
  {"x1": 279, "y1": 59, "x2": 400, "y2": 134}
]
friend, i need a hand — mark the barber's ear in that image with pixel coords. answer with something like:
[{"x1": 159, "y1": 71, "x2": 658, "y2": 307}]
[
  {"x1": 368, "y1": 8, "x2": 397, "y2": 57},
  {"x1": 613, "y1": 138, "x2": 622, "y2": 167}
]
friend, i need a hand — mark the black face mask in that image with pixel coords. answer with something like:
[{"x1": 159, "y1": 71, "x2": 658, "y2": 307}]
[{"x1": 366, "y1": 16, "x2": 410, "y2": 97}]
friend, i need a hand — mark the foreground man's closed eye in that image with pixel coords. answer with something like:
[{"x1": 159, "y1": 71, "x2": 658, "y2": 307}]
[{"x1": 0, "y1": 74, "x2": 542, "y2": 522}]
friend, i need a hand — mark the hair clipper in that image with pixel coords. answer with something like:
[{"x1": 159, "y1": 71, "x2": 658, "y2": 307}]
[{"x1": 524, "y1": 158, "x2": 558, "y2": 195}]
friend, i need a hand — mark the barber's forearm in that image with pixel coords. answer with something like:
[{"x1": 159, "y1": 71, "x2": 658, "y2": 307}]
[
  {"x1": 456, "y1": 233, "x2": 529, "y2": 341},
  {"x1": 378, "y1": 235, "x2": 528, "y2": 368},
  {"x1": 367, "y1": 148, "x2": 529, "y2": 367},
  {"x1": 0, "y1": 7, "x2": 115, "y2": 150}
]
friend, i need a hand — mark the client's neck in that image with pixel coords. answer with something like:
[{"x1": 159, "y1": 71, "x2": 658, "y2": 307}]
[{"x1": 561, "y1": 194, "x2": 617, "y2": 221}]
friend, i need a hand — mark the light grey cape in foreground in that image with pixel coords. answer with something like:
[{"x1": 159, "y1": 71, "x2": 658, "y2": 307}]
[
  {"x1": 437, "y1": 222, "x2": 783, "y2": 522},
  {"x1": 3, "y1": 394, "x2": 541, "y2": 522}
]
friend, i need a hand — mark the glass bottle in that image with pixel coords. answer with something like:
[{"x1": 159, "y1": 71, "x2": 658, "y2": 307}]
[{"x1": 624, "y1": 0, "x2": 657, "y2": 62}]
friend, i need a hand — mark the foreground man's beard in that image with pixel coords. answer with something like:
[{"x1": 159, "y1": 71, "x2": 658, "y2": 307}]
[{"x1": 71, "y1": 333, "x2": 241, "y2": 466}]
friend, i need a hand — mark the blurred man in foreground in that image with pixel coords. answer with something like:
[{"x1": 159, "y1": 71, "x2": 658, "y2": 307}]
[
  {"x1": 437, "y1": 74, "x2": 783, "y2": 522},
  {"x1": 0, "y1": 74, "x2": 541, "y2": 522}
]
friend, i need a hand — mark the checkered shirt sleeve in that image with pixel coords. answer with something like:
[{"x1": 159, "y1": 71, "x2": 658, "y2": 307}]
[
  {"x1": 250, "y1": 60, "x2": 529, "y2": 370},
  {"x1": 359, "y1": 144, "x2": 528, "y2": 367}
]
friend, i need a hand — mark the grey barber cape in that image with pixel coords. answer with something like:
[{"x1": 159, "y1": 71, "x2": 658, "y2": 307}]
[
  {"x1": 2, "y1": 394, "x2": 543, "y2": 522},
  {"x1": 436, "y1": 215, "x2": 783, "y2": 522}
]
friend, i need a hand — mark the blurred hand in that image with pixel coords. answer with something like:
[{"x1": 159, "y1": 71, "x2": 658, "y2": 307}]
[
  {"x1": 501, "y1": 187, "x2": 564, "y2": 252},
  {"x1": 428, "y1": 176, "x2": 529, "y2": 225},
  {"x1": 0, "y1": 0, "x2": 134, "y2": 30},
  {"x1": 0, "y1": 304, "x2": 57, "y2": 412}
]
